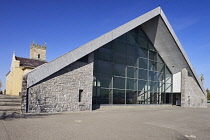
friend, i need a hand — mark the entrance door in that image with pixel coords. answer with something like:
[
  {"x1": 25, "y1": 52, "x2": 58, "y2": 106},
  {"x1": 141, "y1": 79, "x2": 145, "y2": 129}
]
[{"x1": 175, "y1": 93, "x2": 181, "y2": 106}]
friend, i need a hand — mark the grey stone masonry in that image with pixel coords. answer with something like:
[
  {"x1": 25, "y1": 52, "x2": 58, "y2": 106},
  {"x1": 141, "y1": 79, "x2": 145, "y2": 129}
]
[
  {"x1": 20, "y1": 74, "x2": 28, "y2": 113},
  {"x1": 181, "y1": 68, "x2": 207, "y2": 107},
  {"x1": 22, "y1": 53, "x2": 94, "y2": 113}
]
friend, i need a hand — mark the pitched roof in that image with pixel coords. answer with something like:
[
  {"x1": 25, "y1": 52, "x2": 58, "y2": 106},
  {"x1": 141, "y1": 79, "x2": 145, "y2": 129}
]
[
  {"x1": 25, "y1": 7, "x2": 205, "y2": 94},
  {"x1": 15, "y1": 56, "x2": 47, "y2": 68}
]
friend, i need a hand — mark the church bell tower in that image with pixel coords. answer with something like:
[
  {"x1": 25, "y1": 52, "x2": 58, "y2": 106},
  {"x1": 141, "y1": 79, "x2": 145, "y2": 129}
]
[{"x1": 30, "y1": 41, "x2": 46, "y2": 61}]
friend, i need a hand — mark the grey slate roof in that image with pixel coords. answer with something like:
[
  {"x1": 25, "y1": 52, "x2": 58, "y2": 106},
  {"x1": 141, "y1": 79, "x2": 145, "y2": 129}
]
[
  {"x1": 15, "y1": 56, "x2": 47, "y2": 68},
  {"x1": 25, "y1": 7, "x2": 205, "y2": 94}
]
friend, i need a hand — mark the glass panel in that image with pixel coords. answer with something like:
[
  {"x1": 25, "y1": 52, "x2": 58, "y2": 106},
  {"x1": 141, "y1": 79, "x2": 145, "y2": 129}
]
[
  {"x1": 149, "y1": 71, "x2": 157, "y2": 81},
  {"x1": 116, "y1": 34, "x2": 127, "y2": 42},
  {"x1": 93, "y1": 76, "x2": 97, "y2": 87},
  {"x1": 148, "y1": 42, "x2": 155, "y2": 51},
  {"x1": 165, "y1": 66, "x2": 172, "y2": 84},
  {"x1": 127, "y1": 79, "x2": 137, "y2": 90},
  {"x1": 165, "y1": 84, "x2": 172, "y2": 92},
  {"x1": 137, "y1": 91, "x2": 146, "y2": 104},
  {"x1": 135, "y1": 27, "x2": 146, "y2": 37},
  {"x1": 127, "y1": 45, "x2": 138, "y2": 56},
  {"x1": 113, "y1": 89, "x2": 125, "y2": 104},
  {"x1": 157, "y1": 63, "x2": 164, "y2": 72},
  {"x1": 138, "y1": 37, "x2": 148, "y2": 49},
  {"x1": 96, "y1": 74, "x2": 112, "y2": 88},
  {"x1": 157, "y1": 54, "x2": 163, "y2": 63},
  {"x1": 149, "y1": 61, "x2": 157, "y2": 71},
  {"x1": 138, "y1": 80, "x2": 148, "y2": 91},
  {"x1": 103, "y1": 43, "x2": 111, "y2": 49},
  {"x1": 127, "y1": 67, "x2": 138, "y2": 78},
  {"x1": 139, "y1": 69, "x2": 147, "y2": 80},
  {"x1": 113, "y1": 77, "x2": 125, "y2": 89},
  {"x1": 160, "y1": 82, "x2": 165, "y2": 92},
  {"x1": 150, "y1": 91, "x2": 158, "y2": 104},
  {"x1": 157, "y1": 72, "x2": 164, "y2": 82},
  {"x1": 149, "y1": 61, "x2": 164, "y2": 72},
  {"x1": 149, "y1": 81, "x2": 159, "y2": 92},
  {"x1": 126, "y1": 91, "x2": 137, "y2": 104},
  {"x1": 92, "y1": 87, "x2": 97, "y2": 104},
  {"x1": 113, "y1": 52, "x2": 127, "y2": 65},
  {"x1": 127, "y1": 31, "x2": 139, "y2": 46},
  {"x1": 93, "y1": 25, "x2": 173, "y2": 105},
  {"x1": 97, "y1": 60, "x2": 112, "y2": 75},
  {"x1": 139, "y1": 58, "x2": 148, "y2": 69},
  {"x1": 127, "y1": 56, "x2": 138, "y2": 67},
  {"x1": 113, "y1": 63, "x2": 126, "y2": 77},
  {"x1": 149, "y1": 50, "x2": 157, "y2": 61},
  {"x1": 165, "y1": 76, "x2": 172, "y2": 84},
  {"x1": 100, "y1": 88, "x2": 112, "y2": 104},
  {"x1": 139, "y1": 48, "x2": 148, "y2": 58},
  {"x1": 98, "y1": 48, "x2": 113, "y2": 62},
  {"x1": 112, "y1": 40, "x2": 127, "y2": 54},
  {"x1": 145, "y1": 91, "x2": 150, "y2": 104}
]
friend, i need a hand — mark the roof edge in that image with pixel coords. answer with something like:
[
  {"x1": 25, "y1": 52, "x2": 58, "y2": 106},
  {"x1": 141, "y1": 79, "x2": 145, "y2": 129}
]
[
  {"x1": 26, "y1": 7, "x2": 161, "y2": 88},
  {"x1": 159, "y1": 9, "x2": 206, "y2": 94}
]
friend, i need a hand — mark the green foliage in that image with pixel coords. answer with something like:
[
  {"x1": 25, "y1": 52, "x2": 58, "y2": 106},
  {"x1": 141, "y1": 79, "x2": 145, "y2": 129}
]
[
  {"x1": 206, "y1": 89, "x2": 210, "y2": 100},
  {"x1": 0, "y1": 80, "x2": 2, "y2": 90}
]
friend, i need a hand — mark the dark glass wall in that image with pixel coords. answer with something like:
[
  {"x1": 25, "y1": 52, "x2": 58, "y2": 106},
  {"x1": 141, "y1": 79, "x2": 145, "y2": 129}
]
[{"x1": 93, "y1": 26, "x2": 172, "y2": 105}]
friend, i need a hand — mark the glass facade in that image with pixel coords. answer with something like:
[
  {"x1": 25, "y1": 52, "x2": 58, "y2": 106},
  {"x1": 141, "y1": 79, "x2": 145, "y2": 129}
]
[{"x1": 93, "y1": 26, "x2": 173, "y2": 105}]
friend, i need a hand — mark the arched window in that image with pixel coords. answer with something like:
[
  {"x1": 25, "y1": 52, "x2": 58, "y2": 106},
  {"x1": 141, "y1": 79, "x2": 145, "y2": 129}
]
[{"x1": 38, "y1": 54, "x2": 40, "y2": 58}]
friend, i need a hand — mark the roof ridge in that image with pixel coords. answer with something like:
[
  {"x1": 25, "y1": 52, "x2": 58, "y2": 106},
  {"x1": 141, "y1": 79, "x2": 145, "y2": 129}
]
[{"x1": 15, "y1": 56, "x2": 47, "y2": 62}]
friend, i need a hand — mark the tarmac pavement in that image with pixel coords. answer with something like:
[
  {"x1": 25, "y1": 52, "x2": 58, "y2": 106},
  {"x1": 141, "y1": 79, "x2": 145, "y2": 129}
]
[{"x1": 0, "y1": 104, "x2": 210, "y2": 140}]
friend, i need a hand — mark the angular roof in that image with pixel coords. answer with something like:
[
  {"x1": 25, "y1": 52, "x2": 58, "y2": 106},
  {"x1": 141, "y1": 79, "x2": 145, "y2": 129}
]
[
  {"x1": 15, "y1": 56, "x2": 47, "y2": 68},
  {"x1": 25, "y1": 7, "x2": 205, "y2": 94}
]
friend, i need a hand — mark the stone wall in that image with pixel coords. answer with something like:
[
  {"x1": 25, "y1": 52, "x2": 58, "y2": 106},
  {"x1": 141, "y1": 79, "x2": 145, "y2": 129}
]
[
  {"x1": 20, "y1": 74, "x2": 28, "y2": 113},
  {"x1": 24, "y1": 53, "x2": 94, "y2": 113},
  {"x1": 181, "y1": 68, "x2": 207, "y2": 107},
  {"x1": 30, "y1": 44, "x2": 46, "y2": 61}
]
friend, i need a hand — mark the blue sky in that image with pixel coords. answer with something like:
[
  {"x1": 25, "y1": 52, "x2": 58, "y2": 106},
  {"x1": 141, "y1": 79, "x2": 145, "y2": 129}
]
[{"x1": 0, "y1": 0, "x2": 210, "y2": 90}]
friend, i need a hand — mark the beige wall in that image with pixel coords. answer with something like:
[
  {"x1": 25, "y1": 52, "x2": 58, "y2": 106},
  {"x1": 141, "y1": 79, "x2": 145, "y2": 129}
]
[{"x1": 6, "y1": 56, "x2": 33, "y2": 96}]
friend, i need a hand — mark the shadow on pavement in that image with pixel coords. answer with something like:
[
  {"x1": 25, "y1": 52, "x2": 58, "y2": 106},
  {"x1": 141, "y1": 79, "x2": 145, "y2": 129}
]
[{"x1": 0, "y1": 112, "x2": 60, "y2": 121}]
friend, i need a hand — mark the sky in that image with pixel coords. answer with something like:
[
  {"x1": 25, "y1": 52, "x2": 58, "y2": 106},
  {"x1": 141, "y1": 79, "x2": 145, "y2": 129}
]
[{"x1": 0, "y1": 0, "x2": 210, "y2": 90}]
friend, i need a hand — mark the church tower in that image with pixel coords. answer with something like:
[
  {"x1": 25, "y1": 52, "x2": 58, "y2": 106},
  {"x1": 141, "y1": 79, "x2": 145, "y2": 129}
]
[{"x1": 30, "y1": 41, "x2": 46, "y2": 61}]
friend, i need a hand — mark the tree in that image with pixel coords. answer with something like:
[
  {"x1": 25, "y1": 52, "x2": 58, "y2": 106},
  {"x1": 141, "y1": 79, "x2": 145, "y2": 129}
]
[
  {"x1": 0, "y1": 79, "x2": 2, "y2": 91},
  {"x1": 206, "y1": 89, "x2": 210, "y2": 101}
]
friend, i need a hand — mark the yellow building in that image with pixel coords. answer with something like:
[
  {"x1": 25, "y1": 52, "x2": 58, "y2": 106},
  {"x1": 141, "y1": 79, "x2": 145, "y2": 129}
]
[{"x1": 6, "y1": 42, "x2": 47, "y2": 96}]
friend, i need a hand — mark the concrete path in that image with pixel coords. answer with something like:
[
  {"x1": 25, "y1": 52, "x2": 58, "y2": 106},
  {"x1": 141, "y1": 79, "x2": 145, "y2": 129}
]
[{"x1": 0, "y1": 104, "x2": 210, "y2": 140}]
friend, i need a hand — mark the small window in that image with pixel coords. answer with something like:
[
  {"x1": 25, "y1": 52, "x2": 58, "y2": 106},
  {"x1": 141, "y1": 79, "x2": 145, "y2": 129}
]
[
  {"x1": 38, "y1": 54, "x2": 40, "y2": 58},
  {"x1": 79, "y1": 90, "x2": 83, "y2": 102}
]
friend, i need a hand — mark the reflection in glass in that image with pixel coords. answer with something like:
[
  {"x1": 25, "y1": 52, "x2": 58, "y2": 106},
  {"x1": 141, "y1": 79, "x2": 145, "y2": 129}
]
[
  {"x1": 97, "y1": 60, "x2": 112, "y2": 75},
  {"x1": 113, "y1": 89, "x2": 125, "y2": 104},
  {"x1": 126, "y1": 91, "x2": 137, "y2": 104},
  {"x1": 100, "y1": 88, "x2": 112, "y2": 104},
  {"x1": 113, "y1": 77, "x2": 125, "y2": 89},
  {"x1": 96, "y1": 74, "x2": 112, "y2": 88},
  {"x1": 93, "y1": 26, "x2": 173, "y2": 105},
  {"x1": 127, "y1": 67, "x2": 137, "y2": 78},
  {"x1": 113, "y1": 64, "x2": 126, "y2": 77},
  {"x1": 149, "y1": 50, "x2": 158, "y2": 61},
  {"x1": 127, "y1": 79, "x2": 137, "y2": 90},
  {"x1": 139, "y1": 69, "x2": 147, "y2": 80}
]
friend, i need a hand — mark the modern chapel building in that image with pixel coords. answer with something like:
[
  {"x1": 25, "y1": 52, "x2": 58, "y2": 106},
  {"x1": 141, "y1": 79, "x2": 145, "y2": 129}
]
[{"x1": 21, "y1": 7, "x2": 207, "y2": 113}]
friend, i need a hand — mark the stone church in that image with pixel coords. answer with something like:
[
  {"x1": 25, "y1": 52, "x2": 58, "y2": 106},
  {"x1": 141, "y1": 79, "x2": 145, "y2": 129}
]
[
  {"x1": 21, "y1": 7, "x2": 207, "y2": 113},
  {"x1": 6, "y1": 42, "x2": 47, "y2": 96}
]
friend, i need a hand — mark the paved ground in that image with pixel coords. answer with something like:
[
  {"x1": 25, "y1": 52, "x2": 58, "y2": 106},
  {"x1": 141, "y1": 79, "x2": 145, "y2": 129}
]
[{"x1": 0, "y1": 104, "x2": 210, "y2": 140}]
